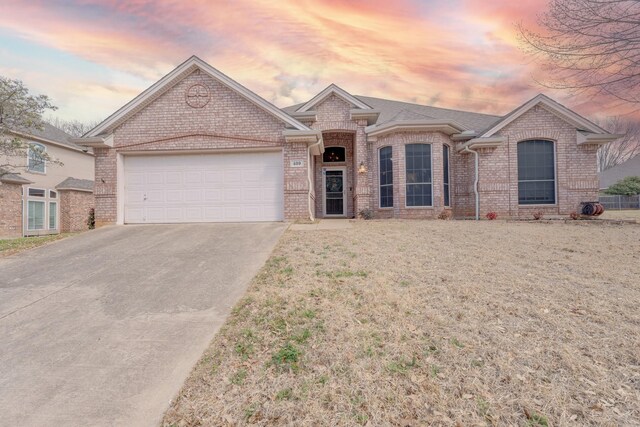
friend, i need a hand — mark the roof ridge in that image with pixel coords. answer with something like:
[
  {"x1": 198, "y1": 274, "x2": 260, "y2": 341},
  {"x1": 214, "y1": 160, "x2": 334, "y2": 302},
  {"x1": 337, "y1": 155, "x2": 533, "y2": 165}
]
[{"x1": 355, "y1": 95, "x2": 502, "y2": 119}]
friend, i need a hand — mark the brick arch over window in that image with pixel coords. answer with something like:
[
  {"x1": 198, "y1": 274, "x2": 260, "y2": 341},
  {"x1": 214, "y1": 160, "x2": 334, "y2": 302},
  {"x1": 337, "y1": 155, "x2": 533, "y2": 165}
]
[{"x1": 517, "y1": 139, "x2": 556, "y2": 205}]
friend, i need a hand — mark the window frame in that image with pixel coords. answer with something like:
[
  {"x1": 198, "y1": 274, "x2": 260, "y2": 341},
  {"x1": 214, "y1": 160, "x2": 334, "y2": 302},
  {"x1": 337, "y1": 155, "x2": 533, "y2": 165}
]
[
  {"x1": 28, "y1": 187, "x2": 46, "y2": 197},
  {"x1": 517, "y1": 139, "x2": 557, "y2": 206},
  {"x1": 322, "y1": 146, "x2": 347, "y2": 163},
  {"x1": 378, "y1": 146, "x2": 393, "y2": 209},
  {"x1": 27, "y1": 200, "x2": 46, "y2": 231},
  {"x1": 443, "y1": 144, "x2": 451, "y2": 207},
  {"x1": 49, "y1": 201, "x2": 58, "y2": 230},
  {"x1": 27, "y1": 142, "x2": 47, "y2": 174},
  {"x1": 404, "y1": 143, "x2": 433, "y2": 208}
]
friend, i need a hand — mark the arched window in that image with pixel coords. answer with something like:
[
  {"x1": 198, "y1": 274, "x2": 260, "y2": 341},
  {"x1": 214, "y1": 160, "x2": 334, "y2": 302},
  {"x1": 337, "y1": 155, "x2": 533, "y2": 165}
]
[
  {"x1": 28, "y1": 143, "x2": 46, "y2": 173},
  {"x1": 405, "y1": 144, "x2": 432, "y2": 207},
  {"x1": 323, "y1": 146, "x2": 346, "y2": 163},
  {"x1": 517, "y1": 140, "x2": 555, "y2": 205},
  {"x1": 379, "y1": 146, "x2": 393, "y2": 208}
]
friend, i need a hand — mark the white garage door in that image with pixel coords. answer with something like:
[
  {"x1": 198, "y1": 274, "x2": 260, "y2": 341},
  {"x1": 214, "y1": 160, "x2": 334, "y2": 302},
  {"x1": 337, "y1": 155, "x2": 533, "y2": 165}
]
[{"x1": 124, "y1": 152, "x2": 284, "y2": 223}]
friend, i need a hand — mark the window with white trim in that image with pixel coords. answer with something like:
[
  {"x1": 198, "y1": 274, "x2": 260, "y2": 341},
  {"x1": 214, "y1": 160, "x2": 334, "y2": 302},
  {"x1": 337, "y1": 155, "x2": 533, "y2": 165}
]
[
  {"x1": 28, "y1": 200, "x2": 46, "y2": 230},
  {"x1": 49, "y1": 202, "x2": 57, "y2": 230},
  {"x1": 405, "y1": 144, "x2": 432, "y2": 207},
  {"x1": 28, "y1": 143, "x2": 46, "y2": 173},
  {"x1": 379, "y1": 146, "x2": 393, "y2": 208},
  {"x1": 517, "y1": 140, "x2": 556, "y2": 205},
  {"x1": 443, "y1": 145, "x2": 450, "y2": 207}
]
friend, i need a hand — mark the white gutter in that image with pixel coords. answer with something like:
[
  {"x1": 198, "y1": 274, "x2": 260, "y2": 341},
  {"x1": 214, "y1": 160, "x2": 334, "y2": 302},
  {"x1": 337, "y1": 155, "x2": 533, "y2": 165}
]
[
  {"x1": 307, "y1": 135, "x2": 323, "y2": 221},
  {"x1": 463, "y1": 146, "x2": 480, "y2": 220}
]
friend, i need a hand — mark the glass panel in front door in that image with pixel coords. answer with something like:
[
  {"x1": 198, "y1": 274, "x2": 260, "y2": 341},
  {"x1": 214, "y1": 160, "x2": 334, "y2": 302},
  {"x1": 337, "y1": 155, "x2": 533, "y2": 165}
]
[{"x1": 325, "y1": 170, "x2": 344, "y2": 215}]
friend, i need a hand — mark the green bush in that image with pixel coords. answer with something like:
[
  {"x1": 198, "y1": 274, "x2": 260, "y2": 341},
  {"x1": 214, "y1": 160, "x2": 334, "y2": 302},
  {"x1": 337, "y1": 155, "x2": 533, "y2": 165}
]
[{"x1": 604, "y1": 176, "x2": 640, "y2": 196}]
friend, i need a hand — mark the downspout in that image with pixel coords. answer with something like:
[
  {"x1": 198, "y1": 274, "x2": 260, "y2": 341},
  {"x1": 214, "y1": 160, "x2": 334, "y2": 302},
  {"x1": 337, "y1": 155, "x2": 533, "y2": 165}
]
[
  {"x1": 307, "y1": 135, "x2": 323, "y2": 221},
  {"x1": 463, "y1": 146, "x2": 479, "y2": 220}
]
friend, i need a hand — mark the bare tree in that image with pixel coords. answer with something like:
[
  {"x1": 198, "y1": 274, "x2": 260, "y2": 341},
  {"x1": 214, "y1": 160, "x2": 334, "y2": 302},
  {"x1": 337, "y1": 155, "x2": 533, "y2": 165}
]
[
  {"x1": 597, "y1": 116, "x2": 640, "y2": 171},
  {"x1": 518, "y1": 0, "x2": 640, "y2": 105},
  {"x1": 45, "y1": 116, "x2": 102, "y2": 138},
  {"x1": 0, "y1": 76, "x2": 58, "y2": 176}
]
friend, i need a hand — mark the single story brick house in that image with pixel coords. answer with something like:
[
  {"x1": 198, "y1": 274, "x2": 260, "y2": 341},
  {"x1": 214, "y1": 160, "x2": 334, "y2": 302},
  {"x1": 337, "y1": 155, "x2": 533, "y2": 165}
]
[
  {"x1": 77, "y1": 56, "x2": 620, "y2": 225},
  {"x1": 0, "y1": 123, "x2": 95, "y2": 238}
]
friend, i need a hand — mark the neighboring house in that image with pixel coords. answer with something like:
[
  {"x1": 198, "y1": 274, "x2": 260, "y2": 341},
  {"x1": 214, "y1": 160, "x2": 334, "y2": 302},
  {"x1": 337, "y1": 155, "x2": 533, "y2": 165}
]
[
  {"x1": 599, "y1": 154, "x2": 640, "y2": 190},
  {"x1": 0, "y1": 123, "x2": 95, "y2": 237},
  {"x1": 77, "y1": 56, "x2": 620, "y2": 226}
]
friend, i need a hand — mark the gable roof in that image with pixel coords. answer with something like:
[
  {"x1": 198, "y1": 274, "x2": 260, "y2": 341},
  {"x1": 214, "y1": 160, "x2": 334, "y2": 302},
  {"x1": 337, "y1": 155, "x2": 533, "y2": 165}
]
[
  {"x1": 599, "y1": 154, "x2": 640, "y2": 189},
  {"x1": 481, "y1": 94, "x2": 608, "y2": 137},
  {"x1": 295, "y1": 84, "x2": 373, "y2": 112},
  {"x1": 85, "y1": 56, "x2": 309, "y2": 137}
]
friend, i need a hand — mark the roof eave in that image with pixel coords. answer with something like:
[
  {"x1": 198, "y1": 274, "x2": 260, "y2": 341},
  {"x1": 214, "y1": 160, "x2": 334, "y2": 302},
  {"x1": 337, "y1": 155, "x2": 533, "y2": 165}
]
[
  {"x1": 577, "y1": 132, "x2": 624, "y2": 145},
  {"x1": 365, "y1": 120, "x2": 466, "y2": 137},
  {"x1": 350, "y1": 109, "x2": 380, "y2": 125},
  {"x1": 457, "y1": 136, "x2": 506, "y2": 152},
  {"x1": 71, "y1": 135, "x2": 113, "y2": 148}
]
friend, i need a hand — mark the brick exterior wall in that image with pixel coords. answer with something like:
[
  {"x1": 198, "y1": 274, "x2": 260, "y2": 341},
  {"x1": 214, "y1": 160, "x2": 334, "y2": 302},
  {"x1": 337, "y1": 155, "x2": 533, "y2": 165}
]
[
  {"x1": 59, "y1": 190, "x2": 94, "y2": 232},
  {"x1": 94, "y1": 68, "x2": 310, "y2": 225},
  {"x1": 306, "y1": 95, "x2": 371, "y2": 218},
  {"x1": 370, "y1": 131, "x2": 450, "y2": 219},
  {"x1": 458, "y1": 105, "x2": 600, "y2": 218},
  {"x1": 91, "y1": 65, "x2": 601, "y2": 223},
  {"x1": 0, "y1": 182, "x2": 23, "y2": 238}
]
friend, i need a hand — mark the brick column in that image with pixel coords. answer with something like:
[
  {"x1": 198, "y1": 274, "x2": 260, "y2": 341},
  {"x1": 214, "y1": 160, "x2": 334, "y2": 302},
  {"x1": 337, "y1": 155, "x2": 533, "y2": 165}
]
[{"x1": 353, "y1": 119, "x2": 371, "y2": 216}]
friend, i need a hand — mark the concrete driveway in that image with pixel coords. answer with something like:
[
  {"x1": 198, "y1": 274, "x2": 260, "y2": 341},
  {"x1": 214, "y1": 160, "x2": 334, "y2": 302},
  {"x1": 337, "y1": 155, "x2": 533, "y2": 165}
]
[{"x1": 0, "y1": 223, "x2": 286, "y2": 426}]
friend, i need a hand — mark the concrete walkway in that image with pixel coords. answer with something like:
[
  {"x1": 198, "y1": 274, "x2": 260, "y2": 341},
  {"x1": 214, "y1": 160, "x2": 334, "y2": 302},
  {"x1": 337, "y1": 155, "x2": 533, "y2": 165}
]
[
  {"x1": 289, "y1": 219, "x2": 354, "y2": 231},
  {"x1": 0, "y1": 223, "x2": 286, "y2": 426}
]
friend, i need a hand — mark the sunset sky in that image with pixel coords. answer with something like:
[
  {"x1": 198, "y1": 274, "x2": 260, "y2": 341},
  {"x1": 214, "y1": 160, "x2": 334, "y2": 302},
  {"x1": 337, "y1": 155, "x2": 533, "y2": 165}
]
[{"x1": 0, "y1": 0, "x2": 631, "y2": 125}]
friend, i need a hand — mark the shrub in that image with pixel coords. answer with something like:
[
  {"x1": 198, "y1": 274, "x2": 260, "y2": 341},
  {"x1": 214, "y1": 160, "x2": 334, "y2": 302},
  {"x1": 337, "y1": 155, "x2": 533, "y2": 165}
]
[
  {"x1": 532, "y1": 210, "x2": 544, "y2": 220},
  {"x1": 87, "y1": 208, "x2": 95, "y2": 229},
  {"x1": 569, "y1": 211, "x2": 579, "y2": 220},
  {"x1": 358, "y1": 208, "x2": 373, "y2": 220},
  {"x1": 437, "y1": 210, "x2": 452, "y2": 220},
  {"x1": 604, "y1": 176, "x2": 640, "y2": 196},
  {"x1": 485, "y1": 211, "x2": 497, "y2": 220}
]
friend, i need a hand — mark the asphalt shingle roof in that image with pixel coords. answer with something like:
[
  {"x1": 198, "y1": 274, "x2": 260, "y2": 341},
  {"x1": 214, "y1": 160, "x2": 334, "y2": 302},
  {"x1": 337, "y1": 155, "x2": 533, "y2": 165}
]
[
  {"x1": 0, "y1": 168, "x2": 32, "y2": 184},
  {"x1": 13, "y1": 122, "x2": 84, "y2": 151},
  {"x1": 56, "y1": 177, "x2": 94, "y2": 192},
  {"x1": 282, "y1": 95, "x2": 501, "y2": 132}
]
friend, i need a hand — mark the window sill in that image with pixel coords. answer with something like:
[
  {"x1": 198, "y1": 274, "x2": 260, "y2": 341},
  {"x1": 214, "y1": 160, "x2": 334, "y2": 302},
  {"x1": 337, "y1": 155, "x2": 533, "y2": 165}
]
[
  {"x1": 404, "y1": 206, "x2": 434, "y2": 209},
  {"x1": 518, "y1": 204, "x2": 557, "y2": 207},
  {"x1": 27, "y1": 170, "x2": 46, "y2": 175}
]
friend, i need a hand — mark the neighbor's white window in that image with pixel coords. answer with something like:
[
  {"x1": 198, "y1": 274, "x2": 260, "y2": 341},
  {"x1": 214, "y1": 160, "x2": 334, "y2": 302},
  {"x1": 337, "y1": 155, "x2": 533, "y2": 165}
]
[
  {"x1": 28, "y1": 143, "x2": 46, "y2": 173},
  {"x1": 49, "y1": 202, "x2": 57, "y2": 230},
  {"x1": 28, "y1": 200, "x2": 46, "y2": 230}
]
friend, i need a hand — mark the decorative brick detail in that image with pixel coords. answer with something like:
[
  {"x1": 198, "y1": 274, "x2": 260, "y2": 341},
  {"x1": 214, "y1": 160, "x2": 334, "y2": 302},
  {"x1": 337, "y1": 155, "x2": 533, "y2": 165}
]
[
  {"x1": 0, "y1": 182, "x2": 23, "y2": 238},
  {"x1": 94, "y1": 69, "x2": 311, "y2": 224},
  {"x1": 59, "y1": 190, "x2": 95, "y2": 232}
]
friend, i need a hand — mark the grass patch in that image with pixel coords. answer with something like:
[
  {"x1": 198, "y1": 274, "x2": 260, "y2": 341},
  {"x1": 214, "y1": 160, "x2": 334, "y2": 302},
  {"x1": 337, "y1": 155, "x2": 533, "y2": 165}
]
[
  {"x1": 275, "y1": 388, "x2": 293, "y2": 400},
  {"x1": 0, "y1": 233, "x2": 76, "y2": 257},
  {"x1": 271, "y1": 342, "x2": 302, "y2": 371}
]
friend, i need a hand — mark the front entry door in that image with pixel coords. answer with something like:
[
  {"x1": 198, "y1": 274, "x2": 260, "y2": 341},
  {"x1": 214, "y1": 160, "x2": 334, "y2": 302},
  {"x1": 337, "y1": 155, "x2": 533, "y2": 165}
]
[{"x1": 323, "y1": 168, "x2": 345, "y2": 216}]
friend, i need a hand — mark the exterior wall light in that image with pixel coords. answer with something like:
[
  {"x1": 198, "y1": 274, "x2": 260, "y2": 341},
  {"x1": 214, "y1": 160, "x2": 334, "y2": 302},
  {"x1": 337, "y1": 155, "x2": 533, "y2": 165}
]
[{"x1": 358, "y1": 162, "x2": 367, "y2": 174}]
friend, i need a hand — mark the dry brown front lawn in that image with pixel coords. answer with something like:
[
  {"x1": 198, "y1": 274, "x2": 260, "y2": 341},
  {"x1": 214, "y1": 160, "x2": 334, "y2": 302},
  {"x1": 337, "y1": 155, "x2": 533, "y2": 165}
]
[{"x1": 164, "y1": 220, "x2": 640, "y2": 426}]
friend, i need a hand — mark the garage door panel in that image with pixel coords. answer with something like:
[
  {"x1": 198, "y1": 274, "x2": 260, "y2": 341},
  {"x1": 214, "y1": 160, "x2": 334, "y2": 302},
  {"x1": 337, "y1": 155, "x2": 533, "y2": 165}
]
[{"x1": 124, "y1": 152, "x2": 284, "y2": 223}]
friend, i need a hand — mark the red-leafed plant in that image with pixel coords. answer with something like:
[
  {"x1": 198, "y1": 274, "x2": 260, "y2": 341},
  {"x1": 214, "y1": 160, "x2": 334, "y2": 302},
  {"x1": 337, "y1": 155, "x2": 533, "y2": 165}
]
[
  {"x1": 569, "y1": 211, "x2": 579, "y2": 220},
  {"x1": 485, "y1": 211, "x2": 497, "y2": 220},
  {"x1": 533, "y1": 210, "x2": 544, "y2": 220}
]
